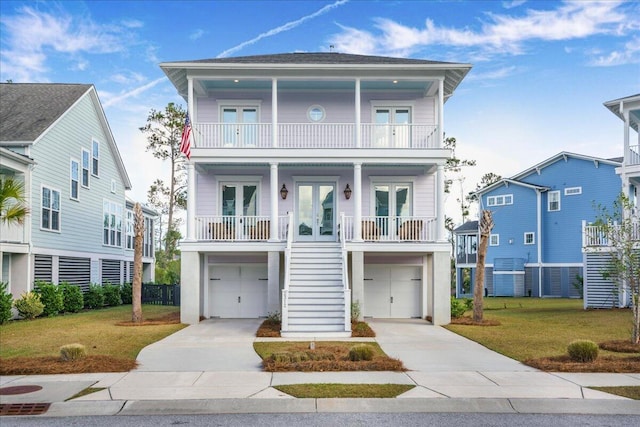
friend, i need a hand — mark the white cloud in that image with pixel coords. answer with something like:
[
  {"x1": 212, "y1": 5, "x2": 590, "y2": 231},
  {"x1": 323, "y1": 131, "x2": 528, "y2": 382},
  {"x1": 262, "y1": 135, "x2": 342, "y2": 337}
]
[
  {"x1": 189, "y1": 29, "x2": 205, "y2": 41},
  {"x1": 122, "y1": 19, "x2": 144, "y2": 29},
  {"x1": 590, "y1": 36, "x2": 640, "y2": 66},
  {"x1": 102, "y1": 76, "x2": 167, "y2": 108},
  {"x1": 465, "y1": 66, "x2": 518, "y2": 81},
  {"x1": 110, "y1": 71, "x2": 147, "y2": 84},
  {"x1": 502, "y1": 0, "x2": 527, "y2": 9},
  {"x1": 217, "y1": 0, "x2": 349, "y2": 58}
]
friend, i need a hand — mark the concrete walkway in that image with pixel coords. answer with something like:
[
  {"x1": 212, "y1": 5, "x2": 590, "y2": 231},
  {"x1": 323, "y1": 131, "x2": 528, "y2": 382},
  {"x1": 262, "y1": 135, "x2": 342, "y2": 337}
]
[{"x1": 2, "y1": 319, "x2": 640, "y2": 416}]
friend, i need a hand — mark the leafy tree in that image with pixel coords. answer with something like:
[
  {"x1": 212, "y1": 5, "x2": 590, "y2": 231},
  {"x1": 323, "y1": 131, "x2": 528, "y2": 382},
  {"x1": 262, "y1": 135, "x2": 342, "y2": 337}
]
[
  {"x1": 593, "y1": 194, "x2": 640, "y2": 344},
  {"x1": 473, "y1": 210, "x2": 494, "y2": 322},
  {"x1": 132, "y1": 203, "x2": 144, "y2": 323},
  {"x1": 467, "y1": 172, "x2": 502, "y2": 203},
  {"x1": 0, "y1": 176, "x2": 29, "y2": 225},
  {"x1": 139, "y1": 103, "x2": 187, "y2": 258}
]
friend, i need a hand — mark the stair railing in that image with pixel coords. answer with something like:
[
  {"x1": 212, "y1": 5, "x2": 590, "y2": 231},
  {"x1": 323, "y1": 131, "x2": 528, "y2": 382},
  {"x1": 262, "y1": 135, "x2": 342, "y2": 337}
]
[
  {"x1": 281, "y1": 211, "x2": 294, "y2": 331},
  {"x1": 340, "y1": 213, "x2": 352, "y2": 332}
]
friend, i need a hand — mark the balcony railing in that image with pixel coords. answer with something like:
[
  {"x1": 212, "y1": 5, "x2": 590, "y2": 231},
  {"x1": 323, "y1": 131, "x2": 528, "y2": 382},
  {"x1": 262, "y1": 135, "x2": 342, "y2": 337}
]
[
  {"x1": 193, "y1": 123, "x2": 438, "y2": 149},
  {"x1": 629, "y1": 144, "x2": 640, "y2": 166},
  {"x1": 195, "y1": 215, "x2": 288, "y2": 241},
  {"x1": 343, "y1": 215, "x2": 436, "y2": 242},
  {"x1": 0, "y1": 222, "x2": 27, "y2": 244},
  {"x1": 583, "y1": 221, "x2": 640, "y2": 247}
]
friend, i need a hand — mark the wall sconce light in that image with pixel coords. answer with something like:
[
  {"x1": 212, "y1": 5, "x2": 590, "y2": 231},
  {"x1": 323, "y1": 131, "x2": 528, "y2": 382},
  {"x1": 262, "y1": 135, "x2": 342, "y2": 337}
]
[
  {"x1": 344, "y1": 184, "x2": 352, "y2": 200},
  {"x1": 508, "y1": 238, "x2": 514, "y2": 245},
  {"x1": 280, "y1": 184, "x2": 289, "y2": 200}
]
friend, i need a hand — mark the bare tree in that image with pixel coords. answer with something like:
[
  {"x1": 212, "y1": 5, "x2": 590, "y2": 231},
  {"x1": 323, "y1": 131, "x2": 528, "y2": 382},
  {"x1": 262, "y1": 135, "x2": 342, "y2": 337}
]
[
  {"x1": 132, "y1": 203, "x2": 144, "y2": 323},
  {"x1": 473, "y1": 210, "x2": 494, "y2": 322}
]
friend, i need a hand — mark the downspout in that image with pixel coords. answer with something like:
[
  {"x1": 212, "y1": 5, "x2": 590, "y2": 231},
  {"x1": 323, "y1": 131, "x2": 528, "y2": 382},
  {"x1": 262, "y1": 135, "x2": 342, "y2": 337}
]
[{"x1": 537, "y1": 189, "x2": 543, "y2": 297}]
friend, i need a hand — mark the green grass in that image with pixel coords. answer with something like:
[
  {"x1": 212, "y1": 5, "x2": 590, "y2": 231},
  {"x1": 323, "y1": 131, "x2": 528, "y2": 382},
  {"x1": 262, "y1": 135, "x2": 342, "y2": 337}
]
[
  {"x1": 274, "y1": 383, "x2": 414, "y2": 398},
  {"x1": 0, "y1": 305, "x2": 184, "y2": 360},
  {"x1": 590, "y1": 386, "x2": 640, "y2": 400},
  {"x1": 254, "y1": 341, "x2": 387, "y2": 359},
  {"x1": 445, "y1": 298, "x2": 635, "y2": 361}
]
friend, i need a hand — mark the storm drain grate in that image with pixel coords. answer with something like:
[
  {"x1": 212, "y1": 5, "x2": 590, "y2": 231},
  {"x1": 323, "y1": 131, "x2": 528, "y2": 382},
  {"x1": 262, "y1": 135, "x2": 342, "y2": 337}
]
[{"x1": 0, "y1": 403, "x2": 51, "y2": 416}]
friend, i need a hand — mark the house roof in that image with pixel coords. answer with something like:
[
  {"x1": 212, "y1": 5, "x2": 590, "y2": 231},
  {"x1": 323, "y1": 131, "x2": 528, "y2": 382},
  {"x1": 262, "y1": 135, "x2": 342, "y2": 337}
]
[
  {"x1": 0, "y1": 83, "x2": 92, "y2": 142},
  {"x1": 603, "y1": 93, "x2": 640, "y2": 132},
  {"x1": 510, "y1": 151, "x2": 621, "y2": 181},
  {"x1": 474, "y1": 178, "x2": 549, "y2": 197},
  {"x1": 160, "y1": 52, "x2": 472, "y2": 101},
  {"x1": 453, "y1": 220, "x2": 478, "y2": 234}
]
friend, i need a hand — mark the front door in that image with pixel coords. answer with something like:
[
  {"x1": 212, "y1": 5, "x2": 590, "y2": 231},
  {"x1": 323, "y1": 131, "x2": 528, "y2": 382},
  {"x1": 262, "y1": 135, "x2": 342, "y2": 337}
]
[
  {"x1": 221, "y1": 183, "x2": 258, "y2": 239},
  {"x1": 374, "y1": 183, "x2": 411, "y2": 238},
  {"x1": 296, "y1": 183, "x2": 336, "y2": 241},
  {"x1": 222, "y1": 107, "x2": 258, "y2": 147},
  {"x1": 374, "y1": 107, "x2": 411, "y2": 148}
]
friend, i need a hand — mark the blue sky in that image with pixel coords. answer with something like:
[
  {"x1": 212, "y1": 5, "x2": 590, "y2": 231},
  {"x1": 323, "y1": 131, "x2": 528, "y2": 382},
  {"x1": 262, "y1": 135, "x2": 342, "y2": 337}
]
[{"x1": 1, "y1": 0, "x2": 639, "y2": 224}]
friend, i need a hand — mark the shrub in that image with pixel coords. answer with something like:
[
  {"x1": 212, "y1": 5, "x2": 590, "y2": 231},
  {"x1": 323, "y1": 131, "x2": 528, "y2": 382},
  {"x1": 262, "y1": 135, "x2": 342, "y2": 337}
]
[
  {"x1": 450, "y1": 297, "x2": 468, "y2": 319},
  {"x1": 348, "y1": 344, "x2": 374, "y2": 361},
  {"x1": 121, "y1": 283, "x2": 133, "y2": 304},
  {"x1": 103, "y1": 283, "x2": 122, "y2": 306},
  {"x1": 84, "y1": 284, "x2": 105, "y2": 309},
  {"x1": 351, "y1": 301, "x2": 361, "y2": 322},
  {"x1": 0, "y1": 282, "x2": 13, "y2": 324},
  {"x1": 60, "y1": 343, "x2": 87, "y2": 361},
  {"x1": 13, "y1": 291, "x2": 44, "y2": 320},
  {"x1": 59, "y1": 282, "x2": 84, "y2": 313},
  {"x1": 34, "y1": 281, "x2": 64, "y2": 316},
  {"x1": 567, "y1": 340, "x2": 599, "y2": 363},
  {"x1": 265, "y1": 310, "x2": 281, "y2": 324}
]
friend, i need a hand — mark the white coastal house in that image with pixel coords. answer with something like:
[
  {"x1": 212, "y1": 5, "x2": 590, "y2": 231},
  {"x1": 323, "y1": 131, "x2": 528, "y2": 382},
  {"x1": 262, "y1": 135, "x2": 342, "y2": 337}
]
[{"x1": 160, "y1": 53, "x2": 471, "y2": 336}]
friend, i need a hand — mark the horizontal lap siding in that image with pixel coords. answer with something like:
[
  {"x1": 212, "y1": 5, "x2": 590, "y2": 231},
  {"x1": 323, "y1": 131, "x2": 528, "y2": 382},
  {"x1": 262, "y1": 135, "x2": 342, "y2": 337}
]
[{"x1": 585, "y1": 252, "x2": 621, "y2": 308}]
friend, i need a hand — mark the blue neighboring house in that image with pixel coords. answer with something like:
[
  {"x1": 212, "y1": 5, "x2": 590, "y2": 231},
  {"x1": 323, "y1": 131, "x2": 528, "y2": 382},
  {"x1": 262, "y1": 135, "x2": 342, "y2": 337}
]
[{"x1": 454, "y1": 152, "x2": 621, "y2": 298}]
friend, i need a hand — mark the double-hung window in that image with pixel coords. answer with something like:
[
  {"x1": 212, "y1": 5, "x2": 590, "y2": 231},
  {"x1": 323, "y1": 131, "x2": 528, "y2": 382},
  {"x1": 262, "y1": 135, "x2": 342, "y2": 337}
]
[
  {"x1": 548, "y1": 191, "x2": 560, "y2": 211},
  {"x1": 524, "y1": 232, "x2": 535, "y2": 245},
  {"x1": 103, "y1": 200, "x2": 123, "y2": 247},
  {"x1": 81, "y1": 149, "x2": 90, "y2": 187},
  {"x1": 42, "y1": 186, "x2": 60, "y2": 231},
  {"x1": 489, "y1": 234, "x2": 499, "y2": 246},
  {"x1": 70, "y1": 159, "x2": 79, "y2": 201},
  {"x1": 125, "y1": 209, "x2": 134, "y2": 249},
  {"x1": 92, "y1": 140, "x2": 99, "y2": 177}
]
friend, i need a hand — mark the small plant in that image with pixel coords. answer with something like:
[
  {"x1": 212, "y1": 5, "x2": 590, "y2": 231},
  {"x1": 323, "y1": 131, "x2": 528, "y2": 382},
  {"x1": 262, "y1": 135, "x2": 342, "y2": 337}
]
[
  {"x1": 450, "y1": 297, "x2": 468, "y2": 319},
  {"x1": 13, "y1": 291, "x2": 44, "y2": 320},
  {"x1": 0, "y1": 282, "x2": 13, "y2": 324},
  {"x1": 348, "y1": 344, "x2": 374, "y2": 361},
  {"x1": 120, "y1": 283, "x2": 133, "y2": 304},
  {"x1": 266, "y1": 310, "x2": 281, "y2": 324},
  {"x1": 34, "y1": 281, "x2": 64, "y2": 317},
  {"x1": 567, "y1": 339, "x2": 599, "y2": 363},
  {"x1": 572, "y1": 274, "x2": 584, "y2": 298},
  {"x1": 84, "y1": 284, "x2": 105, "y2": 309},
  {"x1": 60, "y1": 343, "x2": 87, "y2": 361},
  {"x1": 103, "y1": 283, "x2": 122, "y2": 306},
  {"x1": 59, "y1": 282, "x2": 84, "y2": 313},
  {"x1": 351, "y1": 301, "x2": 361, "y2": 322}
]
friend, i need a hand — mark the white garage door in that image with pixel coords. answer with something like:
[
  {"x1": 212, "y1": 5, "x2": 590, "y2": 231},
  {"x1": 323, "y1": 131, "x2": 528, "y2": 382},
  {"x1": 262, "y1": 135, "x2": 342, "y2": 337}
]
[
  {"x1": 364, "y1": 266, "x2": 421, "y2": 318},
  {"x1": 209, "y1": 265, "x2": 268, "y2": 318}
]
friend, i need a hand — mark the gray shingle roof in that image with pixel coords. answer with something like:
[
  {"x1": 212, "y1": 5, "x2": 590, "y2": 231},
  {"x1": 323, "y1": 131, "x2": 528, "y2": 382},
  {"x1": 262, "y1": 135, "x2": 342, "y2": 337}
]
[
  {"x1": 453, "y1": 221, "x2": 478, "y2": 234},
  {"x1": 186, "y1": 52, "x2": 454, "y2": 65},
  {"x1": 0, "y1": 83, "x2": 92, "y2": 142}
]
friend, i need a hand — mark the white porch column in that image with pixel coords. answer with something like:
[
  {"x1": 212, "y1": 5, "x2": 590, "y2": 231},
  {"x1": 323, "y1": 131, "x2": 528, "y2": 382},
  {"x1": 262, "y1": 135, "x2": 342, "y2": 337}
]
[
  {"x1": 353, "y1": 162, "x2": 363, "y2": 242},
  {"x1": 431, "y1": 251, "x2": 451, "y2": 325},
  {"x1": 180, "y1": 251, "x2": 201, "y2": 324},
  {"x1": 355, "y1": 78, "x2": 361, "y2": 148},
  {"x1": 622, "y1": 109, "x2": 630, "y2": 197},
  {"x1": 186, "y1": 162, "x2": 196, "y2": 241},
  {"x1": 270, "y1": 162, "x2": 279, "y2": 241},
  {"x1": 436, "y1": 164, "x2": 445, "y2": 242},
  {"x1": 272, "y1": 78, "x2": 278, "y2": 148},
  {"x1": 438, "y1": 78, "x2": 444, "y2": 148}
]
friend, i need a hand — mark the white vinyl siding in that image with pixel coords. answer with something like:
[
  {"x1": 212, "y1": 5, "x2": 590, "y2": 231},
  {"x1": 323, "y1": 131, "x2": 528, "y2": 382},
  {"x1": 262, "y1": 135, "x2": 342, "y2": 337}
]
[
  {"x1": 487, "y1": 194, "x2": 513, "y2": 207},
  {"x1": 81, "y1": 149, "x2": 90, "y2": 188},
  {"x1": 92, "y1": 139, "x2": 100, "y2": 176},
  {"x1": 548, "y1": 191, "x2": 560, "y2": 211},
  {"x1": 70, "y1": 159, "x2": 79, "y2": 201},
  {"x1": 524, "y1": 232, "x2": 535, "y2": 245},
  {"x1": 41, "y1": 186, "x2": 61, "y2": 231},
  {"x1": 103, "y1": 200, "x2": 123, "y2": 247},
  {"x1": 489, "y1": 234, "x2": 499, "y2": 246}
]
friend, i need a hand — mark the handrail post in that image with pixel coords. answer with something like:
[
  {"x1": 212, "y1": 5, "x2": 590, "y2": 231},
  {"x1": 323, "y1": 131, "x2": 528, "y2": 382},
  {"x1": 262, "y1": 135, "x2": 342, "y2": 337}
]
[{"x1": 281, "y1": 211, "x2": 294, "y2": 332}]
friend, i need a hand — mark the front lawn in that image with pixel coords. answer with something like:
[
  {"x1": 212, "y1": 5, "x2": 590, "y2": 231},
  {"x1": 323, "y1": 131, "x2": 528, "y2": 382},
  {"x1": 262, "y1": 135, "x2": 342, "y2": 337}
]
[
  {"x1": 445, "y1": 298, "x2": 639, "y2": 372},
  {"x1": 0, "y1": 305, "x2": 184, "y2": 374}
]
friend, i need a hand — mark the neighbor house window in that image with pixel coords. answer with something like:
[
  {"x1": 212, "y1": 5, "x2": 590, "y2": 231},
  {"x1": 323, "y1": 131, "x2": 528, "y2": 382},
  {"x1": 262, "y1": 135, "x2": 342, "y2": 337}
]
[
  {"x1": 144, "y1": 217, "x2": 154, "y2": 258},
  {"x1": 103, "y1": 200, "x2": 123, "y2": 247},
  {"x1": 565, "y1": 186, "x2": 582, "y2": 196},
  {"x1": 70, "y1": 159, "x2": 79, "y2": 201},
  {"x1": 92, "y1": 140, "x2": 99, "y2": 176},
  {"x1": 111, "y1": 179, "x2": 116, "y2": 193},
  {"x1": 489, "y1": 234, "x2": 499, "y2": 246},
  {"x1": 548, "y1": 191, "x2": 560, "y2": 211},
  {"x1": 487, "y1": 194, "x2": 513, "y2": 207},
  {"x1": 41, "y1": 186, "x2": 60, "y2": 231},
  {"x1": 524, "y1": 232, "x2": 535, "y2": 245},
  {"x1": 125, "y1": 209, "x2": 134, "y2": 250},
  {"x1": 81, "y1": 149, "x2": 90, "y2": 187}
]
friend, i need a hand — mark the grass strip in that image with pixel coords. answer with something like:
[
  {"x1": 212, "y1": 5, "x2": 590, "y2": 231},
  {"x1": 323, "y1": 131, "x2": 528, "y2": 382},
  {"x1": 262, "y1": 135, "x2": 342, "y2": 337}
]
[
  {"x1": 274, "y1": 383, "x2": 414, "y2": 398},
  {"x1": 590, "y1": 386, "x2": 640, "y2": 400}
]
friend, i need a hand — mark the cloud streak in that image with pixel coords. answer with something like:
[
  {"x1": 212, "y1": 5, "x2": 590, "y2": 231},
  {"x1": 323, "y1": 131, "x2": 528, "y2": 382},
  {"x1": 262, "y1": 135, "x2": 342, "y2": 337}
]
[
  {"x1": 216, "y1": 0, "x2": 349, "y2": 58},
  {"x1": 102, "y1": 76, "x2": 167, "y2": 108}
]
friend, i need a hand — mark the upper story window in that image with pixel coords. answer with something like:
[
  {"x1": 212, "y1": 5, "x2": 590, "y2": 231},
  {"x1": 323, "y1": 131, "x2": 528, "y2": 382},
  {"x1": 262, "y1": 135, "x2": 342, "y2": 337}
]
[
  {"x1": 70, "y1": 159, "x2": 79, "y2": 201},
  {"x1": 125, "y1": 209, "x2": 134, "y2": 250},
  {"x1": 144, "y1": 217, "x2": 154, "y2": 258},
  {"x1": 372, "y1": 103, "x2": 412, "y2": 148},
  {"x1": 487, "y1": 194, "x2": 513, "y2": 207},
  {"x1": 92, "y1": 140, "x2": 100, "y2": 177},
  {"x1": 81, "y1": 149, "x2": 90, "y2": 188},
  {"x1": 548, "y1": 191, "x2": 561, "y2": 211},
  {"x1": 103, "y1": 200, "x2": 123, "y2": 247},
  {"x1": 41, "y1": 186, "x2": 60, "y2": 231},
  {"x1": 307, "y1": 105, "x2": 325, "y2": 122},
  {"x1": 565, "y1": 186, "x2": 582, "y2": 196},
  {"x1": 219, "y1": 102, "x2": 260, "y2": 147},
  {"x1": 489, "y1": 234, "x2": 499, "y2": 246},
  {"x1": 524, "y1": 232, "x2": 535, "y2": 245}
]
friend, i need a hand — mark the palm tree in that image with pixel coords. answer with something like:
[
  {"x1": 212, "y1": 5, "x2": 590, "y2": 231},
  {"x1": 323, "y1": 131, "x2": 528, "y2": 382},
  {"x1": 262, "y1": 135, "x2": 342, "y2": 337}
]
[{"x1": 0, "y1": 176, "x2": 29, "y2": 225}]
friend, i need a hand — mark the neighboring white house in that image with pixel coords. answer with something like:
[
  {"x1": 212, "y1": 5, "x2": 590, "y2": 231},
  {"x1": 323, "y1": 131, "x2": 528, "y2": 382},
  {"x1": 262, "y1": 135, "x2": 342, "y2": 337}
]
[
  {"x1": 0, "y1": 83, "x2": 156, "y2": 296},
  {"x1": 160, "y1": 52, "x2": 472, "y2": 336}
]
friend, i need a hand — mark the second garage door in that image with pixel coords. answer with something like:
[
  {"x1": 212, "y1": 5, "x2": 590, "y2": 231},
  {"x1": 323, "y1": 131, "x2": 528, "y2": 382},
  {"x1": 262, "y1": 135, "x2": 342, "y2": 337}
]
[
  {"x1": 364, "y1": 265, "x2": 422, "y2": 318},
  {"x1": 208, "y1": 265, "x2": 268, "y2": 318}
]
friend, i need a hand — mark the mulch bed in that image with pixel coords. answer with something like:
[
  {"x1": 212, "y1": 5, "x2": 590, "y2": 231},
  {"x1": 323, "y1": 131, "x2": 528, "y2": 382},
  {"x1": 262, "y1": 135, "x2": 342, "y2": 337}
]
[
  {"x1": 115, "y1": 311, "x2": 180, "y2": 326},
  {"x1": 450, "y1": 316, "x2": 501, "y2": 326},
  {"x1": 0, "y1": 356, "x2": 137, "y2": 375},
  {"x1": 525, "y1": 355, "x2": 640, "y2": 373},
  {"x1": 599, "y1": 340, "x2": 640, "y2": 354},
  {"x1": 256, "y1": 320, "x2": 376, "y2": 338}
]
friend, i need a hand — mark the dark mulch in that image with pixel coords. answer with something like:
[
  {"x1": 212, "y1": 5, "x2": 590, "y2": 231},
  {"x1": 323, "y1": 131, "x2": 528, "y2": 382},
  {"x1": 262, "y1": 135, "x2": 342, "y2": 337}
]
[
  {"x1": 256, "y1": 320, "x2": 376, "y2": 338},
  {"x1": 450, "y1": 316, "x2": 501, "y2": 326},
  {"x1": 525, "y1": 355, "x2": 640, "y2": 373},
  {"x1": 599, "y1": 340, "x2": 640, "y2": 354},
  {"x1": 115, "y1": 311, "x2": 181, "y2": 326},
  {"x1": 351, "y1": 321, "x2": 376, "y2": 337},
  {"x1": 0, "y1": 356, "x2": 137, "y2": 375}
]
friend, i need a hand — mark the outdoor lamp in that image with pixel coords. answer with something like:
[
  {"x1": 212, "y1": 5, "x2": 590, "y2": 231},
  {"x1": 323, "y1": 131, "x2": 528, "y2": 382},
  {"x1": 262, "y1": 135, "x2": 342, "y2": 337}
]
[
  {"x1": 344, "y1": 184, "x2": 352, "y2": 200},
  {"x1": 280, "y1": 184, "x2": 289, "y2": 200}
]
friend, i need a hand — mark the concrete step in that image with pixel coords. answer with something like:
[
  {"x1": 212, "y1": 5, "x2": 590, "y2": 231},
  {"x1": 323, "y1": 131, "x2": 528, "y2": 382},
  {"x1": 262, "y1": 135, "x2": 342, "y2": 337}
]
[
  {"x1": 286, "y1": 323, "x2": 347, "y2": 332},
  {"x1": 289, "y1": 280, "x2": 343, "y2": 287},
  {"x1": 289, "y1": 291, "x2": 344, "y2": 299},
  {"x1": 288, "y1": 317, "x2": 345, "y2": 325},
  {"x1": 287, "y1": 310, "x2": 344, "y2": 318},
  {"x1": 287, "y1": 297, "x2": 344, "y2": 305}
]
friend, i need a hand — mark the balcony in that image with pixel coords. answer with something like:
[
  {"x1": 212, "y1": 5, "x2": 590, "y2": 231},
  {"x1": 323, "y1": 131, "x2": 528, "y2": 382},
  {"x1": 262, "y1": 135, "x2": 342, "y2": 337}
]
[
  {"x1": 193, "y1": 123, "x2": 439, "y2": 150},
  {"x1": 628, "y1": 144, "x2": 640, "y2": 166},
  {"x1": 583, "y1": 221, "x2": 640, "y2": 248},
  {"x1": 0, "y1": 221, "x2": 27, "y2": 245}
]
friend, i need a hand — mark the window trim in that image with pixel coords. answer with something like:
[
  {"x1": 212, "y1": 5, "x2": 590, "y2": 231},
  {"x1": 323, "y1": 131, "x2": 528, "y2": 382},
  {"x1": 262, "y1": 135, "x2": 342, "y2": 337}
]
[
  {"x1": 81, "y1": 148, "x2": 90, "y2": 188},
  {"x1": 103, "y1": 199, "x2": 123, "y2": 247},
  {"x1": 92, "y1": 139, "x2": 100, "y2": 177},
  {"x1": 125, "y1": 209, "x2": 134, "y2": 250},
  {"x1": 487, "y1": 194, "x2": 513, "y2": 207},
  {"x1": 41, "y1": 185, "x2": 61, "y2": 232},
  {"x1": 70, "y1": 158, "x2": 79, "y2": 201},
  {"x1": 564, "y1": 186, "x2": 582, "y2": 196},
  {"x1": 548, "y1": 190, "x2": 561, "y2": 212},
  {"x1": 524, "y1": 232, "x2": 535, "y2": 245},
  {"x1": 489, "y1": 234, "x2": 499, "y2": 246}
]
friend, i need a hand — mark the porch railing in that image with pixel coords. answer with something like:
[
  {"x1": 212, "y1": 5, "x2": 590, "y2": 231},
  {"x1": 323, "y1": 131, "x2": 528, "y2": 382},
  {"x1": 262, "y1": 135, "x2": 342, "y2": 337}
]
[
  {"x1": 281, "y1": 212, "x2": 294, "y2": 331},
  {"x1": 583, "y1": 220, "x2": 640, "y2": 247},
  {"x1": 340, "y1": 213, "x2": 352, "y2": 331},
  {"x1": 342, "y1": 215, "x2": 437, "y2": 242},
  {"x1": 194, "y1": 215, "x2": 288, "y2": 241},
  {"x1": 0, "y1": 222, "x2": 27, "y2": 244},
  {"x1": 629, "y1": 144, "x2": 640, "y2": 166},
  {"x1": 193, "y1": 123, "x2": 439, "y2": 149}
]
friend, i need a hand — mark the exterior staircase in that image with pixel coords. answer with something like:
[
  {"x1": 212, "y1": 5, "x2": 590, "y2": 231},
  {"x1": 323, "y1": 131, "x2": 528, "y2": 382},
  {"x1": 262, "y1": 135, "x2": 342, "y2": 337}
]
[{"x1": 281, "y1": 242, "x2": 351, "y2": 337}]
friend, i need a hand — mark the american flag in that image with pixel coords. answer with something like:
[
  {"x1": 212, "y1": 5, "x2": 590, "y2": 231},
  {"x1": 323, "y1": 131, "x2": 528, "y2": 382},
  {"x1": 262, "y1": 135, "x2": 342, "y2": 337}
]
[{"x1": 180, "y1": 114, "x2": 192, "y2": 159}]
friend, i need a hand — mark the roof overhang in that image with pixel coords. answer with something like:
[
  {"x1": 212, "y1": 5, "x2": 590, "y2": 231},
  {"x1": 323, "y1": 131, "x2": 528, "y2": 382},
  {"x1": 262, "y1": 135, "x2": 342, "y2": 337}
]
[
  {"x1": 511, "y1": 151, "x2": 621, "y2": 181},
  {"x1": 604, "y1": 94, "x2": 640, "y2": 132}
]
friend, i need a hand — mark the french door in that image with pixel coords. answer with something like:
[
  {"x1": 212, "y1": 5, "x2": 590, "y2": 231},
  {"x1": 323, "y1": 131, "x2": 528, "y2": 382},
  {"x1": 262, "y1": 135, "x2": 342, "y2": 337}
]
[
  {"x1": 374, "y1": 107, "x2": 411, "y2": 148},
  {"x1": 222, "y1": 107, "x2": 258, "y2": 147},
  {"x1": 221, "y1": 183, "x2": 258, "y2": 238},
  {"x1": 296, "y1": 182, "x2": 336, "y2": 241},
  {"x1": 374, "y1": 183, "x2": 411, "y2": 237}
]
